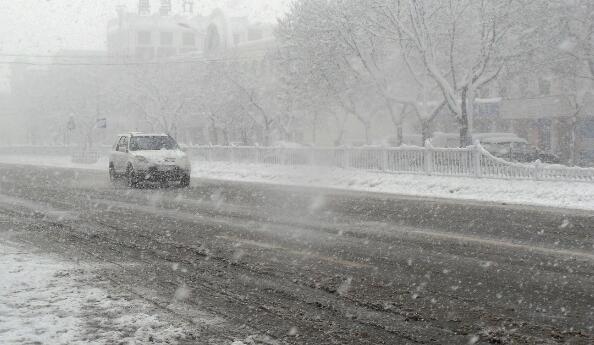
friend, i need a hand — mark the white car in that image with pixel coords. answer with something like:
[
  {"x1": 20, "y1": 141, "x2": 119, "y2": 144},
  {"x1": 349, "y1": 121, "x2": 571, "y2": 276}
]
[{"x1": 109, "y1": 133, "x2": 191, "y2": 188}]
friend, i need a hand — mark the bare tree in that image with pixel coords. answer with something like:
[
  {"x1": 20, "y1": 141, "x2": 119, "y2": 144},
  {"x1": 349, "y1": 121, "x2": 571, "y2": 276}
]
[{"x1": 122, "y1": 63, "x2": 200, "y2": 137}]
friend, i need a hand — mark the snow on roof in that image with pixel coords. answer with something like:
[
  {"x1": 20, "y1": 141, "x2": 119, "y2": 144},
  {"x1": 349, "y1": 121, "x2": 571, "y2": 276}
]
[
  {"x1": 132, "y1": 133, "x2": 169, "y2": 137},
  {"x1": 472, "y1": 133, "x2": 527, "y2": 144},
  {"x1": 480, "y1": 137, "x2": 528, "y2": 144}
]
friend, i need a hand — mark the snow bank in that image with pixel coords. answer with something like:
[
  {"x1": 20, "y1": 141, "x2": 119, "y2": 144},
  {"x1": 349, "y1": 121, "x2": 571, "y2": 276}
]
[
  {"x1": 191, "y1": 161, "x2": 594, "y2": 211},
  {"x1": 0, "y1": 241, "x2": 193, "y2": 345}
]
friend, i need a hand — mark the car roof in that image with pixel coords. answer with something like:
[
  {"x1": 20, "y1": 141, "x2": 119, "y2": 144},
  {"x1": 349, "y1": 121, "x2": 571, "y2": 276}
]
[{"x1": 117, "y1": 132, "x2": 169, "y2": 137}]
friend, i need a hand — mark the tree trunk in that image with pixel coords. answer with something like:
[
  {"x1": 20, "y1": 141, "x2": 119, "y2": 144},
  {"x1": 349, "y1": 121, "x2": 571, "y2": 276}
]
[
  {"x1": 334, "y1": 129, "x2": 345, "y2": 147},
  {"x1": 421, "y1": 121, "x2": 431, "y2": 145},
  {"x1": 364, "y1": 122, "x2": 372, "y2": 145},
  {"x1": 222, "y1": 129, "x2": 230, "y2": 146},
  {"x1": 332, "y1": 113, "x2": 348, "y2": 147},
  {"x1": 209, "y1": 118, "x2": 219, "y2": 145},
  {"x1": 387, "y1": 101, "x2": 403, "y2": 146},
  {"x1": 311, "y1": 112, "x2": 319, "y2": 145},
  {"x1": 396, "y1": 126, "x2": 404, "y2": 146},
  {"x1": 263, "y1": 121, "x2": 272, "y2": 146},
  {"x1": 569, "y1": 114, "x2": 580, "y2": 166},
  {"x1": 459, "y1": 87, "x2": 471, "y2": 147}
]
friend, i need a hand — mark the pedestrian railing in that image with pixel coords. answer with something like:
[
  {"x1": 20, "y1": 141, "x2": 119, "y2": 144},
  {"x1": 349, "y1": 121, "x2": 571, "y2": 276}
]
[{"x1": 188, "y1": 142, "x2": 594, "y2": 182}]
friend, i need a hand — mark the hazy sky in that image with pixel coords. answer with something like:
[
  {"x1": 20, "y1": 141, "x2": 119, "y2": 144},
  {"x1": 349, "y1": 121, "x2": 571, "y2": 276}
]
[{"x1": 0, "y1": 0, "x2": 289, "y2": 55}]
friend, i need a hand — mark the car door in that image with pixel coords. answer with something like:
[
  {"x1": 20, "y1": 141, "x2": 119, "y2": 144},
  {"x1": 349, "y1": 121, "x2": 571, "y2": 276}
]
[
  {"x1": 110, "y1": 137, "x2": 122, "y2": 171},
  {"x1": 114, "y1": 136, "x2": 129, "y2": 173}
]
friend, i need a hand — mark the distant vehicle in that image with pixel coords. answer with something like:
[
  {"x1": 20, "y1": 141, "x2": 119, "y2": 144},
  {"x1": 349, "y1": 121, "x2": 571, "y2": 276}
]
[
  {"x1": 479, "y1": 134, "x2": 530, "y2": 157},
  {"x1": 431, "y1": 132, "x2": 561, "y2": 164},
  {"x1": 477, "y1": 134, "x2": 560, "y2": 164},
  {"x1": 109, "y1": 133, "x2": 191, "y2": 188}
]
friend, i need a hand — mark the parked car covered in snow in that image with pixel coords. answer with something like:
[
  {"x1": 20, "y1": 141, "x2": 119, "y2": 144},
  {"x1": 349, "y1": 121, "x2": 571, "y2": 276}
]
[
  {"x1": 477, "y1": 134, "x2": 560, "y2": 164},
  {"x1": 431, "y1": 132, "x2": 560, "y2": 164}
]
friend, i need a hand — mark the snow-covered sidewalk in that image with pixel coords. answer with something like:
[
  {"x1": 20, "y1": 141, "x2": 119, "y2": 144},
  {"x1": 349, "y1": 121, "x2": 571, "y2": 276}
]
[
  {"x1": 0, "y1": 240, "x2": 194, "y2": 345},
  {"x1": 192, "y1": 162, "x2": 594, "y2": 211},
  {"x1": 1, "y1": 155, "x2": 593, "y2": 211}
]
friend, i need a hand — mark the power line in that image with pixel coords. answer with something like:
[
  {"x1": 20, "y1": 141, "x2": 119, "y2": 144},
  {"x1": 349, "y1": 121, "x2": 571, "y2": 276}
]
[
  {"x1": 0, "y1": 53, "x2": 133, "y2": 59},
  {"x1": 0, "y1": 55, "x2": 269, "y2": 67}
]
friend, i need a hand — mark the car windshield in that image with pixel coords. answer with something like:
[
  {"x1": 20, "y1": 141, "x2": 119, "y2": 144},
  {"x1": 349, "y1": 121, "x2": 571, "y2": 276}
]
[{"x1": 129, "y1": 136, "x2": 178, "y2": 151}]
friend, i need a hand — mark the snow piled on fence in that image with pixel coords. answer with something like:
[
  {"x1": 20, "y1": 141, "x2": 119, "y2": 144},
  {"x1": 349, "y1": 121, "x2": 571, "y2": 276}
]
[
  {"x1": 191, "y1": 161, "x2": 594, "y2": 211},
  {"x1": 0, "y1": 241, "x2": 192, "y2": 345}
]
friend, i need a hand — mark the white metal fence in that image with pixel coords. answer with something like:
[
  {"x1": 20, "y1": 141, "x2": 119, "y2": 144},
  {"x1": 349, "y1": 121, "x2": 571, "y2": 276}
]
[{"x1": 188, "y1": 143, "x2": 594, "y2": 182}]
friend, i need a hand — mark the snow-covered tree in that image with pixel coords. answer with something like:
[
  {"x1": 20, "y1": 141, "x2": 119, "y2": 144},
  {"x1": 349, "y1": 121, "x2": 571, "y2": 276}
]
[
  {"x1": 552, "y1": 0, "x2": 594, "y2": 164},
  {"x1": 278, "y1": 0, "x2": 385, "y2": 145},
  {"x1": 278, "y1": 0, "x2": 448, "y2": 145},
  {"x1": 370, "y1": 0, "x2": 541, "y2": 146}
]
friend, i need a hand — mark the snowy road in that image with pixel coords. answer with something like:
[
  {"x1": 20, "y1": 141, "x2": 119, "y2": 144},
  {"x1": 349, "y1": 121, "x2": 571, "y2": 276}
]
[{"x1": 0, "y1": 163, "x2": 592, "y2": 344}]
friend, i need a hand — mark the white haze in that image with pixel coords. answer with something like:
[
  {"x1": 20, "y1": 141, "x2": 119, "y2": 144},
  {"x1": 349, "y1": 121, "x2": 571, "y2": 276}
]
[{"x1": 0, "y1": 0, "x2": 289, "y2": 55}]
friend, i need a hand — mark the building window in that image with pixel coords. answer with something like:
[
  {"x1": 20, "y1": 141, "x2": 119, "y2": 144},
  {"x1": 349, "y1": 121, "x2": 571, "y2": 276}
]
[
  {"x1": 537, "y1": 118, "x2": 552, "y2": 151},
  {"x1": 160, "y1": 0, "x2": 172, "y2": 16},
  {"x1": 183, "y1": 32, "x2": 196, "y2": 46},
  {"x1": 538, "y1": 79, "x2": 551, "y2": 96},
  {"x1": 520, "y1": 76, "x2": 535, "y2": 98},
  {"x1": 475, "y1": 102, "x2": 500, "y2": 117},
  {"x1": 138, "y1": 0, "x2": 150, "y2": 15},
  {"x1": 160, "y1": 32, "x2": 173, "y2": 46},
  {"x1": 137, "y1": 31, "x2": 152, "y2": 45}
]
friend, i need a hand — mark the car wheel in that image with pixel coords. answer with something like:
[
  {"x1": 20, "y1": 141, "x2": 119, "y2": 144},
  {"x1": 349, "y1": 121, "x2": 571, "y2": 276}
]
[
  {"x1": 126, "y1": 165, "x2": 138, "y2": 188},
  {"x1": 179, "y1": 174, "x2": 190, "y2": 188}
]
